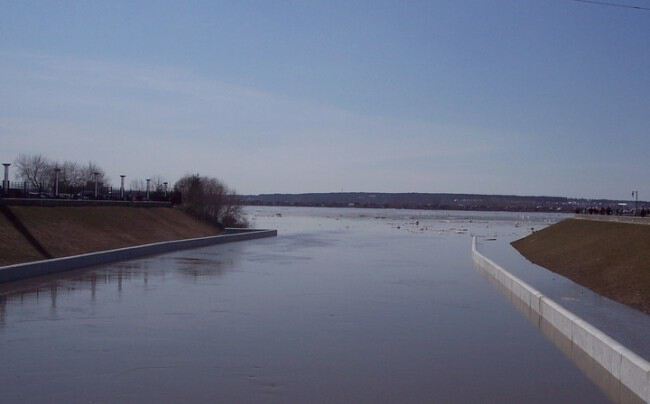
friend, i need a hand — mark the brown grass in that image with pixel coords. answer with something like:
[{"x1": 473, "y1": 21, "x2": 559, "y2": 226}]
[
  {"x1": 512, "y1": 218, "x2": 650, "y2": 314},
  {"x1": 0, "y1": 214, "x2": 46, "y2": 266},
  {"x1": 1, "y1": 206, "x2": 221, "y2": 265}
]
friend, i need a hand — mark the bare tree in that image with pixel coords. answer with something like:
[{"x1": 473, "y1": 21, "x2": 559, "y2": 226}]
[
  {"x1": 15, "y1": 154, "x2": 53, "y2": 189},
  {"x1": 150, "y1": 175, "x2": 167, "y2": 192},
  {"x1": 60, "y1": 161, "x2": 84, "y2": 187},
  {"x1": 13, "y1": 154, "x2": 111, "y2": 195},
  {"x1": 79, "y1": 161, "x2": 109, "y2": 186},
  {"x1": 130, "y1": 178, "x2": 146, "y2": 192},
  {"x1": 174, "y1": 174, "x2": 248, "y2": 228}
]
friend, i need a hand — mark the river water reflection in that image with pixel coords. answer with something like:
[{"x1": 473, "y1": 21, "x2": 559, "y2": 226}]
[{"x1": 0, "y1": 207, "x2": 615, "y2": 402}]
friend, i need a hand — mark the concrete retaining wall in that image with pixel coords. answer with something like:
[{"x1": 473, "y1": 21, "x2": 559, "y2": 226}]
[
  {"x1": 0, "y1": 229, "x2": 277, "y2": 284},
  {"x1": 472, "y1": 237, "x2": 650, "y2": 402}
]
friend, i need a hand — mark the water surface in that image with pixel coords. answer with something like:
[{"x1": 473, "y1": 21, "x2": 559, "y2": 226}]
[{"x1": 0, "y1": 207, "x2": 613, "y2": 402}]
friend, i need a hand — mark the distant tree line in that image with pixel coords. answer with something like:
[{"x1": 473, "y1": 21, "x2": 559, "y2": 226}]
[{"x1": 240, "y1": 192, "x2": 646, "y2": 214}]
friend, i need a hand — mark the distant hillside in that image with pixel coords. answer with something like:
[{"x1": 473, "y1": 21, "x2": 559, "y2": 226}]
[{"x1": 241, "y1": 192, "x2": 644, "y2": 213}]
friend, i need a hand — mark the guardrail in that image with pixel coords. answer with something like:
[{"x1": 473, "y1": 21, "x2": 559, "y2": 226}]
[{"x1": 472, "y1": 236, "x2": 649, "y2": 402}]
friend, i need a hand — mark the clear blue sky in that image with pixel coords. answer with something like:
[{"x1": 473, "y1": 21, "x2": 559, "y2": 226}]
[{"x1": 1, "y1": 0, "x2": 648, "y2": 199}]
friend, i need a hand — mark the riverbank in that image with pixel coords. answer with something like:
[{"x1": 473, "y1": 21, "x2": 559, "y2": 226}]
[
  {"x1": 512, "y1": 218, "x2": 650, "y2": 314},
  {"x1": 0, "y1": 205, "x2": 221, "y2": 266}
]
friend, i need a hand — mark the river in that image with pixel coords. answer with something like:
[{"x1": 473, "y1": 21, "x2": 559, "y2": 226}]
[{"x1": 0, "y1": 206, "x2": 616, "y2": 402}]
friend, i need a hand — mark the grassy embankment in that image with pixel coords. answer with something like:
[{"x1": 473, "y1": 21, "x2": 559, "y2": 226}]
[
  {"x1": 0, "y1": 206, "x2": 221, "y2": 267},
  {"x1": 512, "y1": 218, "x2": 650, "y2": 314}
]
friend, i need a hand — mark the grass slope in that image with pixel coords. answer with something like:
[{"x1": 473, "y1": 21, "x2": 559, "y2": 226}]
[
  {"x1": 0, "y1": 214, "x2": 46, "y2": 266},
  {"x1": 1, "y1": 206, "x2": 220, "y2": 265},
  {"x1": 512, "y1": 218, "x2": 650, "y2": 314}
]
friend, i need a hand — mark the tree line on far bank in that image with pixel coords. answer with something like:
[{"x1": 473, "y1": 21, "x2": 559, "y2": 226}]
[{"x1": 10, "y1": 153, "x2": 248, "y2": 228}]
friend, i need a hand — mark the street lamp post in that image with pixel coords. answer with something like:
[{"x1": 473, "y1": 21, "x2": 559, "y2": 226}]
[
  {"x1": 54, "y1": 167, "x2": 61, "y2": 197},
  {"x1": 2, "y1": 163, "x2": 10, "y2": 196},
  {"x1": 633, "y1": 190, "x2": 639, "y2": 215},
  {"x1": 120, "y1": 175, "x2": 126, "y2": 200},
  {"x1": 93, "y1": 172, "x2": 100, "y2": 199}
]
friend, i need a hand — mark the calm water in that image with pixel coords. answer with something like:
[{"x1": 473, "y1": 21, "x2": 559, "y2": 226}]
[{"x1": 0, "y1": 207, "x2": 614, "y2": 403}]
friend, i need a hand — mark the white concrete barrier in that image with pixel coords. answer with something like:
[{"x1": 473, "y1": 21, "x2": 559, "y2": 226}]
[
  {"x1": 472, "y1": 237, "x2": 650, "y2": 402},
  {"x1": 0, "y1": 229, "x2": 277, "y2": 284}
]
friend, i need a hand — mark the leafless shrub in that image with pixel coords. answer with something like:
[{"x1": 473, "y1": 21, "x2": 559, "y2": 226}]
[{"x1": 174, "y1": 174, "x2": 248, "y2": 228}]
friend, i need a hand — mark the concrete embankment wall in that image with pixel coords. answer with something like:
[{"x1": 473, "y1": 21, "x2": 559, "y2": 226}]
[
  {"x1": 0, "y1": 229, "x2": 277, "y2": 284},
  {"x1": 472, "y1": 237, "x2": 650, "y2": 403}
]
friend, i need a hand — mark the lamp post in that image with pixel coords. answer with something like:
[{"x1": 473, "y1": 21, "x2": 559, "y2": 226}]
[
  {"x1": 2, "y1": 163, "x2": 10, "y2": 196},
  {"x1": 120, "y1": 175, "x2": 126, "y2": 200},
  {"x1": 146, "y1": 178, "x2": 151, "y2": 201},
  {"x1": 93, "y1": 172, "x2": 100, "y2": 199},
  {"x1": 54, "y1": 167, "x2": 61, "y2": 197},
  {"x1": 632, "y1": 190, "x2": 639, "y2": 216}
]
